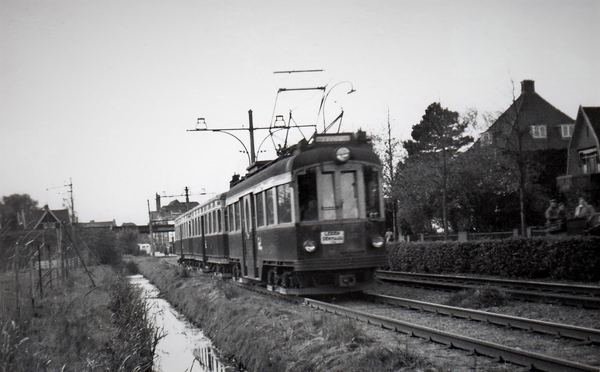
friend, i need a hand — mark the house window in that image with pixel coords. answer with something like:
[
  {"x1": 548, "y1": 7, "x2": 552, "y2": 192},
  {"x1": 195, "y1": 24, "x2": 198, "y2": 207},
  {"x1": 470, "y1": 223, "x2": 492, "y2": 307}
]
[
  {"x1": 561, "y1": 124, "x2": 574, "y2": 138},
  {"x1": 579, "y1": 148, "x2": 599, "y2": 174},
  {"x1": 530, "y1": 125, "x2": 547, "y2": 138},
  {"x1": 480, "y1": 132, "x2": 493, "y2": 146}
]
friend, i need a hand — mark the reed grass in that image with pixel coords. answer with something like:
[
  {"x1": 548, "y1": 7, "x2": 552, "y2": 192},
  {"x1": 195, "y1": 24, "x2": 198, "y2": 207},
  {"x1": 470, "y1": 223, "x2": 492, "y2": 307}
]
[{"x1": 1, "y1": 266, "x2": 162, "y2": 372}]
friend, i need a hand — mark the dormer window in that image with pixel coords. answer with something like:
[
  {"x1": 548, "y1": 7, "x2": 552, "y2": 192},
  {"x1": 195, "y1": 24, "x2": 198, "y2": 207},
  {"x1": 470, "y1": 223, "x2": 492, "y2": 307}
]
[
  {"x1": 560, "y1": 124, "x2": 574, "y2": 138},
  {"x1": 530, "y1": 125, "x2": 547, "y2": 139}
]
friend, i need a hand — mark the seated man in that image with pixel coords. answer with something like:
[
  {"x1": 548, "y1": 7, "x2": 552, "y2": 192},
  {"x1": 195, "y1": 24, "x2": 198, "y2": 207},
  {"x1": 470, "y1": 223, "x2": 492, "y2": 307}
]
[
  {"x1": 545, "y1": 199, "x2": 559, "y2": 227},
  {"x1": 575, "y1": 197, "x2": 596, "y2": 218}
]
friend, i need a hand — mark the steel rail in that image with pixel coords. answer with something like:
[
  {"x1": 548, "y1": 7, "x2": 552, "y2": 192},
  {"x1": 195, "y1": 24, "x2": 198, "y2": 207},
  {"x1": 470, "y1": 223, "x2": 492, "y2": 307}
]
[
  {"x1": 376, "y1": 272, "x2": 600, "y2": 309},
  {"x1": 377, "y1": 270, "x2": 600, "y2": 296},
  {"x1": 304, "y1": 298, "x2": 598, "y2": 372},
  {"x1": 364, "y1": 292, "x2": 600, "y2": 343}
]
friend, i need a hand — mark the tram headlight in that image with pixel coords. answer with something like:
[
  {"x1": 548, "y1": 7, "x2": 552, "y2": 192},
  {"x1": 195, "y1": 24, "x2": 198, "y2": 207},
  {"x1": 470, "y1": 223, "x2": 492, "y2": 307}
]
[
  {"x1": 303, "y1": 240, "x2": 317, "y2": 253},
  {"x1": 334, "y1": 147, "x2": 351, "y2": 163},
  {"x1": 371, "y1": 235, "x2": 384, "y2": 248}
]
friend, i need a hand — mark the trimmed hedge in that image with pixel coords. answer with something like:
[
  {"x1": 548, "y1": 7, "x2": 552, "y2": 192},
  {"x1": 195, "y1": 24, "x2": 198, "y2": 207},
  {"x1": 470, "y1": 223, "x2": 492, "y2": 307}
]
[{"x1": 386, "y1": 236, "x2": 600, "y2": 282}]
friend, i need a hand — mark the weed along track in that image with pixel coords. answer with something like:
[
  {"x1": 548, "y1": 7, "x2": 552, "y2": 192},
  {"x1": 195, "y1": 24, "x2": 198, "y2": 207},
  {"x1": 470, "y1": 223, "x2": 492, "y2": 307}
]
[
  {"x1": 364, "y1": 292, "x2": 600, "y2": 344},
  {"x1": 306, "y1": 295, "x2": 599, "y2": 371}
]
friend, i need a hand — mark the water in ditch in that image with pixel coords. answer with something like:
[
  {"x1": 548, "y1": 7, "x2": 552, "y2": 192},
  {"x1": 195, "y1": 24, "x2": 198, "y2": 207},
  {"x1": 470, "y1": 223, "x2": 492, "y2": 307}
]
[{"x1": 128, "y1": 274, "x2": 237, "y2": 372}]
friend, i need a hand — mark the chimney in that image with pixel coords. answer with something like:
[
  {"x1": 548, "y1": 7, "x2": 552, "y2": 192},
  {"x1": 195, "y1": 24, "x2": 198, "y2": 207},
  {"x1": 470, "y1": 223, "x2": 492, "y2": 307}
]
[
  {"x1": 155, "y1": 193, "x2": 161, "y2": 211},
  {"x1": 521, "y1": 80, "x2": 535, "y2": 94}
]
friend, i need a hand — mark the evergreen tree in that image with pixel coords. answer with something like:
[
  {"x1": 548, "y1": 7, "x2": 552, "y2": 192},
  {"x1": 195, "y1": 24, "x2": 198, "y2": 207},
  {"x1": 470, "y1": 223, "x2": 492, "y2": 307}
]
[{"x1": 401, "y1": 102, "x2": 473, "y2": 238}]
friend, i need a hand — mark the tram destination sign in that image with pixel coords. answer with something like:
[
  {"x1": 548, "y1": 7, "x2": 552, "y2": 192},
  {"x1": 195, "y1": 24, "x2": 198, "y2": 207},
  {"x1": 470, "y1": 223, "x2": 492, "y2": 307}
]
[{"x1": 321, "y1": 231, "x2": 344, "y2": 244}]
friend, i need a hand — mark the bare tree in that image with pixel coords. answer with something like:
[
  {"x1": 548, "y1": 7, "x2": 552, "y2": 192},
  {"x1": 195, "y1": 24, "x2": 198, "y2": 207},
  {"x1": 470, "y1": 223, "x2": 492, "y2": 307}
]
[{"x1": 372, "y1": 109, "x2": 404, "y2": 238}]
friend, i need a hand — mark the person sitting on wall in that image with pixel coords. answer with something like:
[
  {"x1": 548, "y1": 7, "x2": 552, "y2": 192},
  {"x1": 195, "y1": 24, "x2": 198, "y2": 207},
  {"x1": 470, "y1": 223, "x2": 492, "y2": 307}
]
[
  {"x1": 575, "y1": 197, "x2": 596, "y2": 218},
  {"x1": 545, "y1": 199, "x2": 560, "y2": 228},
  {"x1": 385, "y1": 228, "x2": 394, "y2": 243},
  {"x1": 557, "y1": 202, "x2": 567, "y2": 226}
]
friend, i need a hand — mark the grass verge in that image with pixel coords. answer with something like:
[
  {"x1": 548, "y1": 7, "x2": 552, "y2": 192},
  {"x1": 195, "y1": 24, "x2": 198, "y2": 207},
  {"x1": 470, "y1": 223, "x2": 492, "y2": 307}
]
[{"x1": 133, "y1": 257, "x2": 440, "y2": 372}]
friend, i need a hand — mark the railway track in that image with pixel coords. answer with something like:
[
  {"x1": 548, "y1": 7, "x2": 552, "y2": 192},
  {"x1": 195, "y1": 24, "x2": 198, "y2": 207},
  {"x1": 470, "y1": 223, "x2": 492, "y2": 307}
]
[
  {"x1": 175, "y1": 263, "x2": 598, "y2": 371},
  {"x1": 376, "y1": 270, "x2": 600, "y2": 308},
  {"x1": 363, "y1": 292, "x2": 600, "y2": 344},
  {"x1": 304, "y1": 296, "x2": 599, "y2": 372}
]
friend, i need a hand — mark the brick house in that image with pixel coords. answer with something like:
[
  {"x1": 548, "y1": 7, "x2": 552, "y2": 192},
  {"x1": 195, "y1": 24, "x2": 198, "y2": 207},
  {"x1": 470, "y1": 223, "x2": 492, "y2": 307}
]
[
  {"x1": 479, "y1": 80, "x2": 574, "y2": 152},
  {"x1": 557, "y1": 106, "x2": 600, "y2": 205}
]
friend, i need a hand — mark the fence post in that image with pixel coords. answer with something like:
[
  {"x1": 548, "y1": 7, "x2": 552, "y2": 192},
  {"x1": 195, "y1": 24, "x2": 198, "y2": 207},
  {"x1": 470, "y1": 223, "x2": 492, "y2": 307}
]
[
  {"x1": 513, "y1": 228, "x2": 519, "y2": 237},
  {"x1": 458, "y1": 231, "x2": 468, "y2": 242}
]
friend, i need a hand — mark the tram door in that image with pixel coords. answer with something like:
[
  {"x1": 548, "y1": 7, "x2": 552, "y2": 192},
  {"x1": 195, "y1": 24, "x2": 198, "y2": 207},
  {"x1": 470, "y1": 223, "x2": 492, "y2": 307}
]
[{"x1": 241, "y1": 194, "x2": 258, "y2": 278}]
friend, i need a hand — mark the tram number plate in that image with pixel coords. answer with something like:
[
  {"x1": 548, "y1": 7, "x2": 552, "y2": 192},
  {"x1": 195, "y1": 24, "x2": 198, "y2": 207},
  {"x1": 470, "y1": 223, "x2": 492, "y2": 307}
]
[{"x1": 321, "y1": 231, "x2": 344, "y2": 244}]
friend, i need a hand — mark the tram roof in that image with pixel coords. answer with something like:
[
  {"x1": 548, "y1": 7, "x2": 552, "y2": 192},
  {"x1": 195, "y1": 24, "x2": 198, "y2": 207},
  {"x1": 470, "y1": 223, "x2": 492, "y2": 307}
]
[{"x1": 227, "y1": 131, "x2": 380, "y2": 197}]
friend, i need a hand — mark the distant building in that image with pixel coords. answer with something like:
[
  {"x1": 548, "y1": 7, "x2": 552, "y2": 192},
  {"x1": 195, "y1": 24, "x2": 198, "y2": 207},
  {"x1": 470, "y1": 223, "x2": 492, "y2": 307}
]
[
  {"x1": 30, "y1": 206, "x2": 71, "y2": 229},
  {"x1": 557, "y1": 106, "x2": 600, "y2": 204},
  {"x1": 150, "y1": 194, "x2": 198, "y2": 254},
  {"x1": 138, "y1": 243, "x2": 151, "y2": 255},
  {"x1": 76, "y1": 219, "x2": 117, "y2": 230}
]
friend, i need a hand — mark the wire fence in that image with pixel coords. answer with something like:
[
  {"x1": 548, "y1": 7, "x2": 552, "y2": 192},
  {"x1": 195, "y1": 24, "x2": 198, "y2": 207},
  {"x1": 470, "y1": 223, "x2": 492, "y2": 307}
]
[{"x1": 1, "y1": 225, "x2": 91, "y2": 321}]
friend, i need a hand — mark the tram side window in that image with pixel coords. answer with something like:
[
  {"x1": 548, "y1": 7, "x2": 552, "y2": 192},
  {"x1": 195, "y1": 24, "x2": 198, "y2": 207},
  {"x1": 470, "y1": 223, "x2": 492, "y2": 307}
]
[
  {"x1": 228, "y1": 205, "x2": 234, "y2": 231},
  {"x1": 265, "y1": 188, "x2": 276, "y2": 225},
  {"x1": 298, "y1": 169, "x2": 318, "y2": 221},
  {"x1": 218, "y1": 209, "x2": 222, "y2": 232},
  {"x1": 256, "y1": 192, "x2": 265, "y2": 227},
  {"x1": 235, "y1": 202, "x2": 241, "y2": 231},
  {"x1": 277, "y1": 184, "x2": 292, "y2": 223}
]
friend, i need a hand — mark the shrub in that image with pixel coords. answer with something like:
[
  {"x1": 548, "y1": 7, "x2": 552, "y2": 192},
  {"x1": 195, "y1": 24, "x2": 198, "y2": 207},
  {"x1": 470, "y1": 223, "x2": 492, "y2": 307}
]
[
  {"x1": 122, "y1": 260, "x2": 140, "y2": 275},
  {"x1": 78, "y1": 229, "x2": 122, "y2": 266},
  {"x1": 117, "y1": 229, "x2": 141, "y2": 256},
  {"x1": 387, "y1": 236, "x2": 600, "y2": 281}
]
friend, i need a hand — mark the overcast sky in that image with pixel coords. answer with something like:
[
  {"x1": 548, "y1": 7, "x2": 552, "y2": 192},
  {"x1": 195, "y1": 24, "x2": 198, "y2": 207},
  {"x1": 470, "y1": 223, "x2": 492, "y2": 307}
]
[{"x1": 1, "y1": 0, "x2": 599, "y2": 225}]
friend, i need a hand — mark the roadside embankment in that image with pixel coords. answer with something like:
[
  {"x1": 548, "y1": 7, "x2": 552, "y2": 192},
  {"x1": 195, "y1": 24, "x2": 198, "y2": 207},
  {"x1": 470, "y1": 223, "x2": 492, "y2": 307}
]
[{"x1": 133, "y1": 257, "x2": 439, "y2": 372}]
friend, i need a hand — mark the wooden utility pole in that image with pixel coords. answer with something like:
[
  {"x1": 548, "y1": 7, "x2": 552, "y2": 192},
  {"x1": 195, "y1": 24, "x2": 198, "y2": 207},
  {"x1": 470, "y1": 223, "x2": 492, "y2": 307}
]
[{"x1": 147, "y1": 200, "x2": 155, "y2": 257}]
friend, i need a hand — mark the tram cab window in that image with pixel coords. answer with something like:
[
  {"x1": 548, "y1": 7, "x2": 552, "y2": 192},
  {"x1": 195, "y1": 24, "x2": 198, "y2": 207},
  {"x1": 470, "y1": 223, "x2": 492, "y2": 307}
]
[
  {"x1": 364, "y1": 166, "x2": 380, "y2": 217},
  {"x1": 340, "y1": 171, "x2": 359, "y2": 219},
  {"x1": 298, "y1": 169, "x2": 318, "y2": 221},
  {"x1": 298, "y1": 166, "x2": 377, "y2": 221},
  {"x1": 277, "y1": 184, "x2": 292, "y2": 223},
  {"x1": 320, "y1": 172, "x2": 337, "y2": 220}
]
